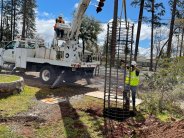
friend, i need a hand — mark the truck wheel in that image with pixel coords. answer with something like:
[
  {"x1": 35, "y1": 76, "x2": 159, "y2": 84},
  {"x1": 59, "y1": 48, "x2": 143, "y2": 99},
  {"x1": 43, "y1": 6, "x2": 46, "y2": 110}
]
[{"x1": 40, "y1": 66, "x2": 57, "y2": 85}]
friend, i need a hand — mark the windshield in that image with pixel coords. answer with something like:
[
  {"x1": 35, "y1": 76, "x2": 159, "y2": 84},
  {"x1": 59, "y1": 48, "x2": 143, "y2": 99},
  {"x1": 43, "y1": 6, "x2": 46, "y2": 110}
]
[{"x1": 5, "y1": 41, "x2": 16, "y2": 49}]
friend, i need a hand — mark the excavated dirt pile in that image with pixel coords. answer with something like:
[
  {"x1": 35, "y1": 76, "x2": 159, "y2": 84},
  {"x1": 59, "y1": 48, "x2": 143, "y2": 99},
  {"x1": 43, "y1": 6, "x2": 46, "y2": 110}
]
[
  {"x1": 138, "y1": 119, "x2": 184, "y2": 138},
  {"x1": 104, "y1": 115, "x2": 184, "y2": 138}
]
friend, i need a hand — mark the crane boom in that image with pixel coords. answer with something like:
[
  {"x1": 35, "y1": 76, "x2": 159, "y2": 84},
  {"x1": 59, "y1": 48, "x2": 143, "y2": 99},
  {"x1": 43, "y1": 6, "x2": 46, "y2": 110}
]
[{"x1": 69, "y1": 0, "x2": 91, "y2": 40}]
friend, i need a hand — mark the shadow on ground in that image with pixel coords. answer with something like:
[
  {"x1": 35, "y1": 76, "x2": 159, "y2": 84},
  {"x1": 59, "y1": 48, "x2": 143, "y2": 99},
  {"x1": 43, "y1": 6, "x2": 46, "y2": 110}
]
[{"x1": 34, "y1": 81, "x2": 99, "y2": 137}]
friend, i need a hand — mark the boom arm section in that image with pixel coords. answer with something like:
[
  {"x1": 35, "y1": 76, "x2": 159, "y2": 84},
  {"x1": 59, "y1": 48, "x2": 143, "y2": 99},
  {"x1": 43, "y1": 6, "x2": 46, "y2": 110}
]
[{"x1": 69, "y1": 0, "x2": 91, "y2": 40}]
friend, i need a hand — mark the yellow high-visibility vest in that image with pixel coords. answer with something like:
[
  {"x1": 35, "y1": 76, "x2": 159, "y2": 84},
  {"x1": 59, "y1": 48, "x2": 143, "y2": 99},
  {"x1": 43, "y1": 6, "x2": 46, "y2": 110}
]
[{"x1": 125, "y1": 70, "x2": 140, "y2": 86}]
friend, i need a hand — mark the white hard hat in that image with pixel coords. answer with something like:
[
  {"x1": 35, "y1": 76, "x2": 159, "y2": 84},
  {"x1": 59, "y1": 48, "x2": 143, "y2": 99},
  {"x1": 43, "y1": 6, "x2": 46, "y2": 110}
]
[{"x1": 131, "y1": 61, "x2": 137, "y2": 66}]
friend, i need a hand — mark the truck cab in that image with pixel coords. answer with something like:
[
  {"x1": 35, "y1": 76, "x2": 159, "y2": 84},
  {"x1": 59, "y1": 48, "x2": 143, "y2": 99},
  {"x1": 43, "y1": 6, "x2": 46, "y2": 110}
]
[
  {"x1": 1, "y1": 41, "x2": 17, "y2": 63},
  {"x1": 0, "y1": 39, "x2": 37, "y2": 70}
]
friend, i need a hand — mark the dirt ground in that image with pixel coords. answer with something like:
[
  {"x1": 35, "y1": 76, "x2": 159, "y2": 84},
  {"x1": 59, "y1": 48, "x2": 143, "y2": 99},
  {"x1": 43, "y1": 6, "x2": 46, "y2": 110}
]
[
  {"x1": 0, "y1": 71, "x2": 184, "y2": 138},
  {"x1": 104, "y1": 116, "x2": 184, "y2": 138}
]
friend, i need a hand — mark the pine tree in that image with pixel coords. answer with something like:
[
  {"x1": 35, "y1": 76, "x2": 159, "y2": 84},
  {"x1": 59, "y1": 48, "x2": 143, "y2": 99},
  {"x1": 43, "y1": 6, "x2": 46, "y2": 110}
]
[
  {"x1": 168, "y1": 0, "x2": 184, "y2": 57},
  {"x1": 0, "y1": 0, "x2": 22, "y2": 41},
  {"x1": 2, "y1": 0, "x2": 12, "y2": 41},
  {"x1": 20, "y1": 0, "x2": 36, "y2": 39},
  {"x1": 12, "y1": 0, "x2": 22, "y2": 39},
  {"x1": 167, "y1": 0, "x2": 177, "y2": 58}
]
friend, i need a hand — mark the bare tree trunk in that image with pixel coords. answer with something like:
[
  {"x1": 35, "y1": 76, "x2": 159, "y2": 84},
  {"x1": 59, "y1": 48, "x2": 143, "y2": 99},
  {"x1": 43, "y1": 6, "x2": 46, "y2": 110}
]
[
  {"x1": 180, "y1": 28, "x2": 184, "y2": 57},
  {"x1": 176, "y1": 34, "x2": 179, "y2": 57},
  {"x1": 0, "y1": 0, "x2": 3, "y2": 41},
  {"x1": 167, "y1": 0, "x2": 177, "y2": 58},
  {"x1": 13, "y1": 0, "x2": 16, "y2": 40},
  {"x1": 176, "y1": 28, "x2": 180, "y2": 57},
  {"x1": 21, "y1": 0, "x2": 27, "y2": 39},
  {"x1": 10, "y1": 0, "x2": 13, "y2": 40},
  {"x1": 155, "y1": 39, "x2": 169, "y2": 71},
  {"x1": 150, "y1": 0, "x2": 154, "y2": 71},
  {"x1": 134, "y1": 0, "x2": 144, "y2": 61},
  {"x1": 155, "y1": 27, "x2": 178, "y2": 71}
]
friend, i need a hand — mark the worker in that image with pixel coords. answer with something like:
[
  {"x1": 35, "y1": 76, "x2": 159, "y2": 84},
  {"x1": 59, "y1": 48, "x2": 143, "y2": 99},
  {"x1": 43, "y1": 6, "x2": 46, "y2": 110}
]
[
  {"x1": 54, "y1": 16, "x2": 65, "y2": 38},
  {"x1": 123, "y1": 61, "x2": 140, "y2": 112},
  {"x1": 58, "y1": 16, "x2": 65, "y2": 38},
  {"x1": 54, "y1": 19, "x2": 60, "y2": 37}
]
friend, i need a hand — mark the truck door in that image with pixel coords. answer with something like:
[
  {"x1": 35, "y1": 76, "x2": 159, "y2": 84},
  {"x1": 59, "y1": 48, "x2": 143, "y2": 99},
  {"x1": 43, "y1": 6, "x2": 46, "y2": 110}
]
[{"x1": 2, "y1": 41, "x2": 16, "y2": 63}]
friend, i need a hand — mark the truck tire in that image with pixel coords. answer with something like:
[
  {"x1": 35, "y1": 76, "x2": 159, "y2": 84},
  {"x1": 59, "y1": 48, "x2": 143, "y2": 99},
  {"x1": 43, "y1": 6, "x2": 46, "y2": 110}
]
[{"x1": 40, "y1": 66, "x2": 57, "y2": 85}]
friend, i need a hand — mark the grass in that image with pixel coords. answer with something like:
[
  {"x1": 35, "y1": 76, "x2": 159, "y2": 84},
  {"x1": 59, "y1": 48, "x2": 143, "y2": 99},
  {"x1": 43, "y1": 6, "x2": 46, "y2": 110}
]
[
  {"x1": 35, "y1": 96, "x2": 104, "y2": 138},
  {"x1": 156, "y1": 113, "x2": 170, "y2": 122},
  {"x1": 35, "y1": 110, "x2": 104, "y2": 138},
  {"x1": 0, "y1": 125, "x2": 22, "y2": 138},
  {"x1": 0, "y1": 84, "x2": 104, "y2": 137},
  {"x1": 35, "y1": 120, "x2": 65, "y2": 138},
  {"x1": 0, "y1": 75, "x2": 21, "y2": 83},
  {"x1": 0, "y1": 86, "x2": 40, "y2": 117}
]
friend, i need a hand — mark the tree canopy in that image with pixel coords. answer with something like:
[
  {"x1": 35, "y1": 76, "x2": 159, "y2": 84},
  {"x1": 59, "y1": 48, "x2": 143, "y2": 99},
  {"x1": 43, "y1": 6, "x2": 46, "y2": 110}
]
[{"x1": 79, "y1": 16, "x2": 103, "y2": 53}]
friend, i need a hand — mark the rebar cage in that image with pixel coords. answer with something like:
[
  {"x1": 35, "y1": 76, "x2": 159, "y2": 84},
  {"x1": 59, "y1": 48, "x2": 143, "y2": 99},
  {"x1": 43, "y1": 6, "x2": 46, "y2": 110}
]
[{"x1": 104, "y1": 21, "x2": 134, "y2": 121}]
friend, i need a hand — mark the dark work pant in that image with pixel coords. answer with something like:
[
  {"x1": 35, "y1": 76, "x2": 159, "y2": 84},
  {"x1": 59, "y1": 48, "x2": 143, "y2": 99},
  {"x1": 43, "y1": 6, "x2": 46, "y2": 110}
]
[
  {"x1": 125, "y1": 85, "x2": 137, "y2": 108},
  {"x1": 60, "y1": 30, "x2": 64, "y2": 37},
  {"x1": 55, "y1": 28, "x2": 60, "y2": 37},
  {"x1": 55, "y1": 29, "x2": 64, "y2": 38}
]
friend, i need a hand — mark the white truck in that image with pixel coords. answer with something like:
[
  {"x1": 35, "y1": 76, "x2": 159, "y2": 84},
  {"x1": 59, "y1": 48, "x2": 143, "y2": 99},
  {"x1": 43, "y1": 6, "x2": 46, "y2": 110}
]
[{"x1": 0, "y1": 0, "x2": 100, "y2": 87}]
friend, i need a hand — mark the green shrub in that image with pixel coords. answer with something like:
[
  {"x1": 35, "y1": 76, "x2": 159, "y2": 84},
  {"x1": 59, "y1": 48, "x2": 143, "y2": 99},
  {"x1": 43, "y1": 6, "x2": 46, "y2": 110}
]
[
  {"x1": 142, "y1": 57, "x2": 184, "y2": 116},
  {"x1": 172, "y1": 85, "x2": 184, "y2": 100},
  {"x1": 145, "y1": 57, "x2": 184, "y2": 90}
]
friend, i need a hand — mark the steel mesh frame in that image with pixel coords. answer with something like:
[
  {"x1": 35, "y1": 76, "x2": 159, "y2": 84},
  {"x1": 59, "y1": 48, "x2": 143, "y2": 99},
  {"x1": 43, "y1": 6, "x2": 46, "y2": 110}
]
[{"x1": 104, "y1": 21, "x2": 134, "y2": 121}]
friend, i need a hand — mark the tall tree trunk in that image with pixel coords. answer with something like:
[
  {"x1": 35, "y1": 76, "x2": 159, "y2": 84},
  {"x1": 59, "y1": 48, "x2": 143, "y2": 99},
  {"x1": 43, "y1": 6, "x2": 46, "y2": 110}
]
[
  {"x1": 167, "y1": 0, "x2": 177, "y2": 58},
  {"x1": 82, "y1": 39, "x2": 85, "y2": 55},
  {"x1": 134, "y1": 0, "x2": 144, "y2": 61},
  {"x1": 180, "y1": 28, "x2": 184, "y2": 57},
  {"x1": 10, "y1": 0, "x2": 13, "y2": 40},
  {"x1": 176, "y1": 32, "x2": 179, "y2": 57},
  {"x1": 13, "y1": 0, "x2": 16, "y2": 40},
  {"x1": 150, "y1": 0, "x2": 154, "y2": 71},
  {"x1": 0, "y1": 0, "x2": 3, "y2": 41},
  {"x1": 21, "y1": 0, "x2": 27, "y2": 39}
]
